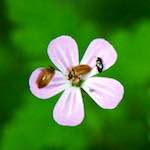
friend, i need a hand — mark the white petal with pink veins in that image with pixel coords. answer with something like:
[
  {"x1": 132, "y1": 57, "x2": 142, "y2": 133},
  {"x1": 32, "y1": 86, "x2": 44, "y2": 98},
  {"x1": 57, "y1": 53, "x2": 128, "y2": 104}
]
[
  {"x1": 80, "y1": 39, "x2": 117, "y2": 78},
  {"x1": 53, "y1": 87, "x2": 84, "y2": 126},
  {"x1": 29, "y1": 68, "x2": 70, "y2": 99},
  {"x1": 81, "y1": 77, "x2": 124, "y2": 109},
  {"x1": 48, "y1": 35, "x2": 79, "y2": 74}
]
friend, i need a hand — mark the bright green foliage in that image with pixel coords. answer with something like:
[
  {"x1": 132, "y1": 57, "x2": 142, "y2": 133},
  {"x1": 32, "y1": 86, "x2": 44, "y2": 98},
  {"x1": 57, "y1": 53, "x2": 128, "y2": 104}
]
[{"x1": 0, "y1": 0, "x2": 150, "y2": 150}]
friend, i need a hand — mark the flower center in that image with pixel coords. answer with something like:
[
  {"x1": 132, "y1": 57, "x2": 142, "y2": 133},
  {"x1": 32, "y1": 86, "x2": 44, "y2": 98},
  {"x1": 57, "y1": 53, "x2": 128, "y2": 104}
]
[{"x1": 68, "y1": 64, "x2": 92, "y2": 86}]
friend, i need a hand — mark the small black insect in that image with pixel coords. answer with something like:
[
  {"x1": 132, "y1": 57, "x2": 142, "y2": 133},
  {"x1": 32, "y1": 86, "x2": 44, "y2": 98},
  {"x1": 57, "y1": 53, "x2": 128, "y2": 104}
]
[{"x1": 96, "y1": 57, "x2": 103, "y2": 73}]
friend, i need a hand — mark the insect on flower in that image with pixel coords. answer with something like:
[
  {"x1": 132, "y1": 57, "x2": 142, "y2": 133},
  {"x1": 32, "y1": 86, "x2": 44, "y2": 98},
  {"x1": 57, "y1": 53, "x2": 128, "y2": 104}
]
[
  {"x1": 29, "y1": 35, "x2": 124, "y2": 126},
  {"x1": 96, "y1": 57, "x2": 103, "y2": 73},
  {"x1": 68, "y1": 64, "x2": 92, "y2": 85},
  {"x1": 36, "y1": 66, "x2": 55, "y2": 89}
]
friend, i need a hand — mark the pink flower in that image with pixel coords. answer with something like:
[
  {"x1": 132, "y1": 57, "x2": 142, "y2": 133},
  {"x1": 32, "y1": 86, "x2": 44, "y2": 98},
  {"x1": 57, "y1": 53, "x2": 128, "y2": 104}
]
[{"x1": 29, "y1": 35, "x2": 124, "y2": 126}]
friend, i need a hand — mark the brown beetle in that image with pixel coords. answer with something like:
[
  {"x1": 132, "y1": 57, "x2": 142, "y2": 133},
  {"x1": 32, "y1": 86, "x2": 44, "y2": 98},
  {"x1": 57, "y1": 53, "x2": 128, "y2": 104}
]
[
  {"x1": 72, "y1": 64, "x2": 92, "y2": 76},
  {"x1": 68, "y1": 64, "x2": 92, "y2": 85},
  {"x1": 36, "y1": 66, "x2": 55, "y2": 89}
]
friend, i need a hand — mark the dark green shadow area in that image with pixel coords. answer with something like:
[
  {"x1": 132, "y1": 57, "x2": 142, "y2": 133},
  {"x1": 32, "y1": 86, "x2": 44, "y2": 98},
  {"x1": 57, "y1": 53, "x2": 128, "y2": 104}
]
[
  {"x1": 75, "y1": 0, "x2": 150, "y2": 32},
  {"x1": 0, "y1": 0, "x2": 26, "y2": 141}
]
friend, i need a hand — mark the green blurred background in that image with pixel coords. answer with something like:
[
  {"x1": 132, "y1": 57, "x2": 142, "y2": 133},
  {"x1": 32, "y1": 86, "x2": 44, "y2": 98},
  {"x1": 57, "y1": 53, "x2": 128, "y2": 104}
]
[{"x1": 0, "y1": 0, "x2": 150, "y2": 149}]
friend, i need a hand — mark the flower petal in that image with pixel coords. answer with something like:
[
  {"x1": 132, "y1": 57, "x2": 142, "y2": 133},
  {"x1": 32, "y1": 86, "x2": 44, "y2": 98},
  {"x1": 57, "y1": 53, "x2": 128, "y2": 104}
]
[
  {"x1": 53, "y1": 87, "x2": 84, "y2": 126},
  {"x1": 80, "y1": 39, "x2": 117, "y2": 78},
  {"x1": 29, "y1": 68, "x2": 69, "y2": 99},
  {"x1": 48, "y1": 35, "x2": 79, "y2": 73},
  {"x1": 81, "y1": 77, "x2": 124, "y2": 109}
]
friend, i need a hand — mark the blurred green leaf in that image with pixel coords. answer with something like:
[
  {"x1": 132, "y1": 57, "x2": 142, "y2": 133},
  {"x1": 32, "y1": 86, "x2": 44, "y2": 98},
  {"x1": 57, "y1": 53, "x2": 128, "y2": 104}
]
[{"x1": 1, "y1": 0, "x2": 150, "y2": 149}]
